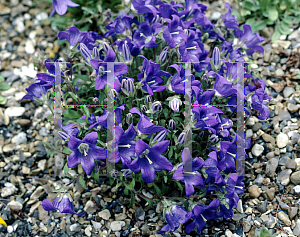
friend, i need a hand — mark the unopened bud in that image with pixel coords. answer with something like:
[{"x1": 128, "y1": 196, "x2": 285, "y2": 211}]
[
  {"x1": 158, "y1": 47, "x2": 169, "y2": 64},
  {"x1": 122, "y1": 41, "x2": 131, "y2": 62},
  {"x1": 92, "y1": 47, "x2": 100, "y2": 58},
  {"x1": 177, "y1": 132, "x2": 186, "y2": 145},
  {"x1": 169, "y1": 98, "x2": 182, "y2": 113},
  {"x1": 151, "y1": 101, "x2": 161, "y2": 113},
  {"x1": 80, "y1": 43, "x2": 91, "y2": 62},
  {"x1": 202, "y1": 32, "x2": 209, "y2": 43},
  {"x1": 151, "y1": 130, "x2": 167, "y2": 144},
  {"x1": 168, "y1": 119, "x2": 176, "y2": 131},
  {"x1": 141, "y1": 105, "x2": 148, "y2": 113},
  {"x1": 126, "y1": 113, "x2": 132, "y2": 124},
  {"x1": 58, "y1": 131, "x2": 70, "y2": 141},
  {"x1": 209, "y1": 134, "x2": 219, "y2": 143},
  {"x1": 123, "y1": 169, "x2": 132, "y2": 178},
  {"x1": 145, "y1": 95, "x2": 152, "y2": 105},
  {"x1": 102, "y1": 42, "x2": 110, "y2": 53},
  {"x1": 212, "y1": 47, "x2": 220, "y2": 70}
]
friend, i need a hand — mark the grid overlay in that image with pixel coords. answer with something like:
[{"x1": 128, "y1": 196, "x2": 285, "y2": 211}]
[{"x1": 54, "y1": 61, "x2": 246, "y2": 178}]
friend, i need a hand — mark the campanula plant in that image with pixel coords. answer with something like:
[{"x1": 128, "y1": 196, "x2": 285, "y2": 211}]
[{"x1": 22, "y1": 0, "x2": 270, "y2": 235}]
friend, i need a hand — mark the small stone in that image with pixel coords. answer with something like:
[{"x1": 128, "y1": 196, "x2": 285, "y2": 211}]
[
  {"x1": 3, "y1": 144, "x2": 16, "y2": 153},
  {"x1": 243, "y1": 221, "x2": 251, "y2": 233},
  {"x1": 272, "y1": 40, "x2": 291, "y2": 50},
  {"x1": 91, "y1": 221, "x2": 102, "y2": 231},
  {"x1": 38, "y1": 204, "x2": 48, "y2": 220},
  {"x1": 30, "y1": 186, "x2": 44, "y2": 199},
  {"x1": 211, "y1": 11, "x2": 222, "y2": 20},
  {"x1": 98, "y1": 209, "x2": 111, "y2": 220},
  {"x1": 288, "y1": 207, "x2": 298, "y2": 220},
  {"x1": 84, "y1": 200, "x2": 97, "y2": 214},
  {"x1": 278, "y1": 169, "x2": 292, "y2": 185},
  {"x1": 275, "y1": 68, "x2": 284, "y2": 77},
  {"x1": 25, "y1": 40, "x2": 35, "y2": 54},
  {"x1": 287, "y1": 103, "x2": 299, "y2": 113},
  {"x1": 85, "y1": 225, "x2": 92, "y2": 237},
  {"x1": 278, "y1": 211, "x2": 291, "y2": 226},
  {"x1": 141, "y1": 224, "x2": 151, "y2": 235},
  {"x1": 262, "y1": 133, "x2": 276, "y2": 145},
  {"x1": 291, "y1": 171, "x2": 300, "y2": 185},
  {"x1": 266, "y1": 152, "x2": 275, "y2": 159},
  {"x1": 110, "y1": 221, "x2": 125, "y2": 232},
  {"x1": 266, "y1": 187, "x2": 275, "y2": 201},
  {"x1": 18, "y1": 119, "x2": 31, "y2": 126},
  {"x1": 293, "y1": 220, "x2": 300, "y2": 236},
  {"x1": 22, "y1": 166, "x2": 30, "y2": 174},
  {"x1": 38, "y1": 160, "x2": 47, "y2": 171},
  {"x1": 4, "y1": 107, "x2": 25, "y2": 117},
  {"x1": 276, "y1": 133, "x2": 289, "y2": 148},
  {"x1": 7, "y1": 200, "x2": 23, "y2": 211},
  {"x1": 251, "y1": 144, "x2": 264, "y2": 156},
  {"x1": 285, "y1": 158, "x2": 297, "y2": 169},
  {"x1": 283, "y1": 87, "x2": 295, "y2": 98},
  {"x1": 7, "y1": 226, "x2": 13, "y2": 233},
  {"x1": 70, "y1": 223, "x2": 81, "y2": 232},
  {"x1": 135, "y1": 206, "x2": 145, "y2": 221},
  {"x1": 1, "y1": 187, "x2": 15, "y2": 197},
  {"x1": 266, "y1": 158, "x2": 278, "y2": 177},
  {"x1": 115, "y1": 213, "x2": 127, "y2": 221},
  {"x1": 12, "y1": 132, "x2": 27, "y2": 145},
  {"x1": 248, "y1": 185, "x2": 261, "y2": 198}
]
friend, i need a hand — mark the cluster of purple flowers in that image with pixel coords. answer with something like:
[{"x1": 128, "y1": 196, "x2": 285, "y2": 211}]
[{"x1": 21, "y1": 0, "x2": 270, "y2": 234}]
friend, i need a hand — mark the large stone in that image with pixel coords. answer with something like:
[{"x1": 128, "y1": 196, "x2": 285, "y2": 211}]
[
  {"x1": 98, "y1": 209, "x2": 111, "y2": 220},
  {"x1": 4, "y1": 107, "x2": 25, "y2": 117},
  {"x1": 276, "y1": 133, "x2": 289, "y2": 148},
  {"x1": 262, "y1": 133, "x2": 276, "y2": 145},
  {"x1": 7, "y1": 200, "x2": 23, "y2": 211},
  {"x1": 248, "y1": 185, "x2": 261, "y2": 198},
  {"x1": 110, "y1": 221, "x2": 125, "y2": 232},
  {"x1": 266, "y1": 158, "x2": 278, "y2": 177},
  {"x1": 251, "y1": 144, "x2": 264, "y2": 157},
  {"x1": 288, "y1": 207, "x2": 298, "y2": 220},
  {"x1": 283, "y1": 87, "x2": 295, "y2": 98},
  {"x1": 278, "y1": 211, "x2": 291, "y2": 226},
  {"x1": 291, "y1": 171, "x2": 300, "y2": 185},
  {"x1": 278, "y1": 169, "x2": 292, "y2": 185}
]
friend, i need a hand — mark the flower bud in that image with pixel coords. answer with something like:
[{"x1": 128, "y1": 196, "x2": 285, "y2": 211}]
[
  {"x1": 80, "y1": 43, "x2": 91, "y2": 62},
  {"x1": 151, "y1": 101, "x2": 161, "y2": 113},
  {"x1": 212, "y1": 47, "x2": 220, "y2": 70},
  {"x1": 126, "y1": 113, "x2": 132, "y2": 124},
  {"x1": 58, "y1": 131, "x2": 70, "y2": 141},
  {"x1": 121, "y1": 78, "x2": 134, "y2": 95},
  {"x1": 108, "y1": 89, "x2": 119, "y2": 101},
  {"x1": 141, "y1": 105, "x2": 148, "y2": 113},
  {"x1": 92, "y1": 47, "x2": 100, "y2": 58},
  {"x1": 168, "y1": 119, "x2": 176, "y2": 131},
  {"x1": 122, "y1": 41, "x2": 131, "y2": 62},
  {"x1": 145, "y1": 95, "x2": 152, "y2": 105},
  {"x1": 92, "y1": 97, "x2": 99, "y2": 104},
  {"x1": 123, "y1": 169, "x2": 132, "y2": 178},
  {"x1": 209, "y1": 134, "x2": 219, "y2": 143},
  {"x1": 158, "y1": 47, "x2": 169, "y2": 64},
  {"x1": 110, "y1": 169, "x2": 120, "y2": 178},
  {"x1": 102, "y1": 42, "x2": 110, "y2": 53},
  {"x1": 151, "y1": 130, "x2": 167, "y2": 144},
  {"x1": 202, "y1": 32, "x2": 209, "y2": 43},
  {"x1": 177, "y1": 132, "x2": 186, "y2": 145},
  {"x1": 169, "y1": 98, "x2": 182, "y2": 113}
]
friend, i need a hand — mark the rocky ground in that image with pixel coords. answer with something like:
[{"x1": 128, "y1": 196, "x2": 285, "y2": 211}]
[{"x1": 1, "y1": 0, "x2": 300, "y2": 236}]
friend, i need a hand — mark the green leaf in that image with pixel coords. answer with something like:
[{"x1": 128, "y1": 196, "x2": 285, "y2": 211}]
[
  {"x1": 0, "y1": 83, "x2": 10, "y2": 91},
  {"x1": 143, "y1": 196, "x2": 153, "y2": 208},
  {"x1": 63, "y1": 109, "x2": 81, "y2": 119},
  {"x1": 164, "y1": 176, "x2": 168, "y2": 183},
  {"x1": 63, "y1": 147, "x2": 73, "y2": 155},
  {"x1": 245, "y1": 17, "x2": 256, "y2": 27},
  {"x1": 79, "y1": 175, "x2": 87, "y2": 189},
  {"x1": 129, "y1": 192, "x2": 135, "y2": 208},
  {"x1": 53, "y1": 187, "x2": 64, "y2": 193},
  {"x1": 168, "y1": 147, "x2": 173, "y2": 159},
  {"x1": 63, "y1": 163, "x2": 69, "y2": 175},
  {"x1": 272, "y1": 30, "x2": 281, "y2": 42},
  {"x1": 152, "y1": 183, "x2": 162, "y2": 196},
  {"x1": 282, "y1": 17, "x2": 293, "y2": 25},
  {"x1": 109, "y1": 178, "x2": 115, "y2": 186},
  {"x1": 278, "y1": 21, "x2": 291, "y2": 35},
  {"x1": 124, "y1": 187, "x2": 129, "y2": 196},
  {"x1": 232, "y1": 10, "x2": 242, "y2": 21},
  {"x1": 175, "y1": 181, "x2": 183, "y2": 194},
  {"x1": 254, "y1": 21, "x2": 267, "y2": 32},
  {"x1": 268, "y1": 7, "x2": 278, "y2": 21},
  {"x1": 0, "y1": 76, "x2": 4, "y2": 82}
]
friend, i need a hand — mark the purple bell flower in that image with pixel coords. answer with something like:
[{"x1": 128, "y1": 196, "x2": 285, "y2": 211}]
[
  {"x1": 50, "y1": 0, "x2": 79, "y2": 17},
  {"x1": 79, "y1": 43, "x2": 91, "y2": 62},
  {"x1": 20, "y1": 82, "x2": 49, "y2": 102},
  {"x1": 42, "y1": 194, "x2": 85, "y2": 216},
  {"x1": 173, "y1": 148, "x2": 205, "y2": 197},
  {"x1": 221, "y1": 3, "x2": 239, "y2": 30},
  {"x1": 108, "y1": 124, "x2": 136, "y2": 169},
  {"x1": 151, "y1": 130, "x2": 168, "y2": 144},
  {"x1": 163, "y1": 15, "x2": 184, "y2": 48},
  {"x1": 67, "y1": 132, "x2": 107, "y2": 175},
  {"x1": 127, "y1": 139, "x2": 172, "y2": 183},
  {"x1": 225, "y1": 173, "x2": 244, "y2": 208},
  {"x1": 158, "y1": 205, "x2": 192, "y2": 234},
  {"x1": 185, "y1": 199, "x2": 219, "y2": 234},
  {"x1": 130, "y1": 108, "x2": 167, "y2": 137},
  {"x1": 179, "y1": 30, "x2": 203, "y2": 62}
]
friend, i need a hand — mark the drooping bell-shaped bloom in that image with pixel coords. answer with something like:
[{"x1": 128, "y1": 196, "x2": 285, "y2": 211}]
[
  {"x1": 221, "y1": 2, "x2": 239, "y2": 30},
  {"x1": 250, "y1": 88, "x2": 271, "y2": 120},
  {"x1": 116, "y1": 37, "x2": 141, "y2": 57},
  {"x1": 204, "y1": 151, "x2": 225, "y2": 185},
  {"x1": 151, "y1": 130, "x2": 168, "y2": 144},
  {"x1": 104, "y1": 14, "x2": 136, "y2": 38},
  {"x1": 133, "y1": 20, "x2": 162, "y2": 49},
  {"x1": 127, "y1": 139, "x2": 172, "y2": 183},
  {"x1": 50, "y1": 0, "x2": 79, "y2": 17},
  {"x1": 130, "y1": 108, "x2": 167, "y2": 137},
  {"x1": 158, "y1": 2, "x2": 183, "y2": 19},
  {"x1": 58, "y1": 123, "x2": 80, "y2": 141},
  {"x1": 234, "y1": 24, "x2": 265, "y2": 56},
  {"x1": 42, "y1": 194, "x2": 85, "y2": 216},
  {"x1": 108, "y1": 124, "x2": 136, "y2": 168},
  {"x1": 20, "y1": 82, "x2": 49, "y2": 102},
  {"x1": 90, "y1": 48, "x2": 128, "y2": 90},
  {"x1": 185, "y1": 199, "x2": 219, "y2": 234},
  {"x1": 206, "y1": 71, "x2": 236, "y2": 97},
  {"x1": 163, "y1": 15, "x2": 184, "y2": 48},
  {"x1": 225, "y1": 173, "x2": 244, "y2": 208},
  {"x1": 58, "y1": 26, "x2": 82, "y2": 49},
  {"x1": 67, "y1": 132, "x2": 107, "y2": 175},
  {"x1": 179, "y1": 30, "x2": 203, "y2": 62},
  {"x1": 173, "y1": 148, "x2": 205, "y2": 197},
  {"x1": 158, "y1": 205, "x2": 192, "y2": 234},
  {"x1": 132, "y1": 0, "x2": 160, "y2": 17}
]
